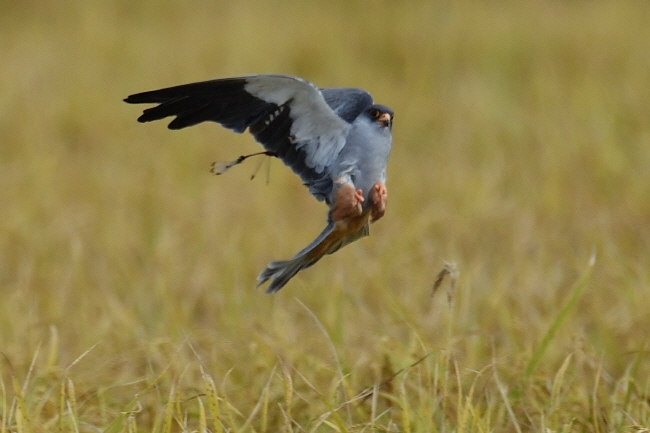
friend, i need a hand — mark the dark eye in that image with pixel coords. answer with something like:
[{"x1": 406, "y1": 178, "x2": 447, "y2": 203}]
[{"x1": 369, "y1": 109, "x2": 380, "y2": 118}]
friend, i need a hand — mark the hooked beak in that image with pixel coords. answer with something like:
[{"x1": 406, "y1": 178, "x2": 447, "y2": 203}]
[{"x1": 378, "y1": 112, "x2": 392, "y2": 128}]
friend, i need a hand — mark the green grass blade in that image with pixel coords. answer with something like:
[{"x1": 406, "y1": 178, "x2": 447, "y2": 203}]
[{"x1": 525, "y1": 253, "x2": 596, "y2": 377}]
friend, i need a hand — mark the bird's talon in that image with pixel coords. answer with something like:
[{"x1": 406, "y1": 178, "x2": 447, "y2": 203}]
[{"x1": 369, "y1": 181, "x2": 387, "y2": 222}]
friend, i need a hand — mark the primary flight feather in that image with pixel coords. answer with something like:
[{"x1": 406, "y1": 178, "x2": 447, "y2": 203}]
[{"x1": 125, "y1": 74, "x2": 393, "y2": 293}]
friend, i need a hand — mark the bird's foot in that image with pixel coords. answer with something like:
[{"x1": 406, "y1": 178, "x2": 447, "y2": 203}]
[
  {"x1": 369, "y1": 182, "x2": 387, "y2": 222},
  {"x1": 331, "y1": 182, "x2": 364, "y2": 222}
]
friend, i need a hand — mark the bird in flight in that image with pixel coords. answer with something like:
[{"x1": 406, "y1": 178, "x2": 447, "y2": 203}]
[{"x1": 125, "y1": 74, "x2": 393, "y2": 293}]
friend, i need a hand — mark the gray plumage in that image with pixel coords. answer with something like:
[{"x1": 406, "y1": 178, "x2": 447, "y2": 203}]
[{"x1": 125, "y1": 74, "x2": 393, "y2": 293}]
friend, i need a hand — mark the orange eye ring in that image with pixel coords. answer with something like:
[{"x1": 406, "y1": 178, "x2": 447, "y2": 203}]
[{"x1": 369, "y1": 109, "x2": 380, "y2": 118}]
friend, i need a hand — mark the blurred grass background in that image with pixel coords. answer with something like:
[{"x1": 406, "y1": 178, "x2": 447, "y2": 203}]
[{"x1": 1, "y1": 0, "x2": 649, "y2": 431}]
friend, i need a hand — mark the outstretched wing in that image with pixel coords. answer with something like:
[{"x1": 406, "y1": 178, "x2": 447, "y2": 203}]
[{"x1": 125, "y1": 74, "x2": 372, "y2": 201}]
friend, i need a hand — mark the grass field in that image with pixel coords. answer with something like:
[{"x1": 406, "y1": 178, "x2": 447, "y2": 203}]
[{"x1": 1, "y1": 1, "x2": 649, "y2": 431}]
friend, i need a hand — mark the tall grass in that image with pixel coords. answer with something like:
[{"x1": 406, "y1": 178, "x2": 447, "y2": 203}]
[{"x1": 1, "y1": 1, "x2": 649, "y2": 431}]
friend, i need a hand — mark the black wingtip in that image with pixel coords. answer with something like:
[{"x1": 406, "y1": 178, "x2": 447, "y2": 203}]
[
  {"x1": 124, "y1": 95, "x2": 140, "y2": 104},
  {"x1": 124, "y1": 92, "x2": 160, "y2": 105},
  {"x1": 167, "y1": 122, "x2": 185, "y2": 130},
  {"x1": 135, "y1": 113, "x2": 155, "y2": 124}
]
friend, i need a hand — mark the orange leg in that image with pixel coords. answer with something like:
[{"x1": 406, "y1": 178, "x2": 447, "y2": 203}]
[
  {"x1": 331, "y1": 182, "x2": 364, "y2": 222},
  {"x1": 369, "y1": 182, "x2": 387, "y2": 222}
]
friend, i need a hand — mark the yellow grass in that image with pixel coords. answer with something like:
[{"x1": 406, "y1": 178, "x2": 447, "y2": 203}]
[{"x1": 1, "y1": 1, "x2": 649, "y2": 431}]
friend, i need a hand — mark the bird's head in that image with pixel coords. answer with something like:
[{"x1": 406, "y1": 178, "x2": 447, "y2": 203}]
[{"x1": 367, "y1": 105, "x2": 394, "y2": 130}]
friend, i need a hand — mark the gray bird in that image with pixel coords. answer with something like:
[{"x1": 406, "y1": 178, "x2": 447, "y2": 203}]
[{"x1": 124, "y1": 74, "x2": 393, "y2": 293}]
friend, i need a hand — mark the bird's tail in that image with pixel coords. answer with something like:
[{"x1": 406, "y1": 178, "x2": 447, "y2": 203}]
[{"x1": 257, "y1": 220, "x2": 370, "y2": 293}]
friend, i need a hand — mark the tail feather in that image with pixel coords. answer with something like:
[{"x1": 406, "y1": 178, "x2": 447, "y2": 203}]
[{"x1": 257, "y1": 221, "x2": 370, "y2": 293}]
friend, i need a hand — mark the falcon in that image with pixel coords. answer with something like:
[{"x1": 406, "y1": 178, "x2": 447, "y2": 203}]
[{"x1": 124, "y1": 74, "x2": 393, "y2": 293}]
